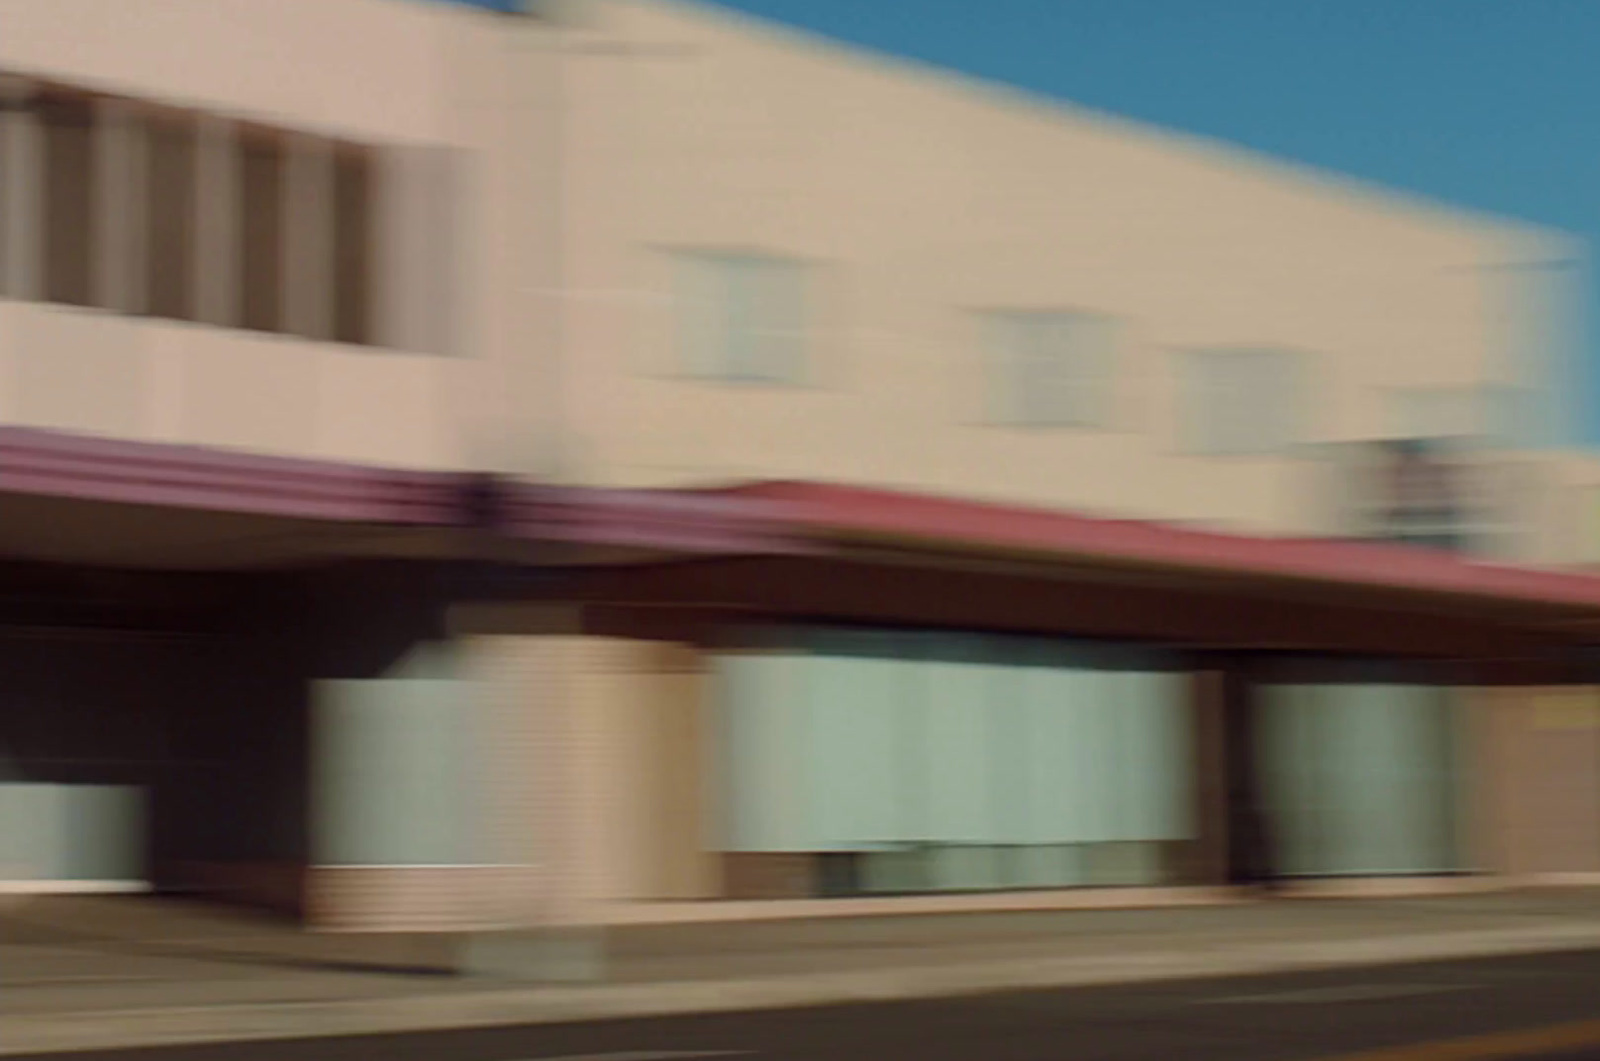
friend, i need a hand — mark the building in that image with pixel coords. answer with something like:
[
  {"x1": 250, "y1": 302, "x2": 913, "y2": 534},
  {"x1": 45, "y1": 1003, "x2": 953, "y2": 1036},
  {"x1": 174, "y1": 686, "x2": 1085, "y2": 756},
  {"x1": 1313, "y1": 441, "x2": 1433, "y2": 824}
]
[{"x1": 2, "y1": 0, "x2": 1599, "y2": 936}]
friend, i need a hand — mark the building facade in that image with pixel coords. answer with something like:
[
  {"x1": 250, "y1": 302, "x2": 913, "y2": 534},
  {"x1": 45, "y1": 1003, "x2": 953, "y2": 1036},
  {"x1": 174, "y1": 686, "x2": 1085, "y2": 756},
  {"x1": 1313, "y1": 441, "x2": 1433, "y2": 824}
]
[{"x1": 2, "y1": 0, "x2": 1600, "y2": 935}]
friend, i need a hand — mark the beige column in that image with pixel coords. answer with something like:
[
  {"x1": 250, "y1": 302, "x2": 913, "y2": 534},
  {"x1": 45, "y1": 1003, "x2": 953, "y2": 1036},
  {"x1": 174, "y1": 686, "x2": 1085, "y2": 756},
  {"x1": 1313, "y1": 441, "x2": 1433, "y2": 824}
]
[
  {"x1": 456, "y1": 611, "x2": 620, "y2": 981},
  {"x1": 573, "y1": 636, "x2": 720, "y2": 905},
  {"x1": 467, "y1": 624, "x2": 661, "y2": 922},
  {"x1": 1485, "y1": 685, "x2": 1600, "y2": 881},
  {"x1": 463, "y1": 625, "x2": 556, "y2": 927},
  {"x1": 636, "y1": 641, "x2": 719, "y2": 900},
  {"x1": 454, "y1": 615, "x2": 718, "y2": 976}
]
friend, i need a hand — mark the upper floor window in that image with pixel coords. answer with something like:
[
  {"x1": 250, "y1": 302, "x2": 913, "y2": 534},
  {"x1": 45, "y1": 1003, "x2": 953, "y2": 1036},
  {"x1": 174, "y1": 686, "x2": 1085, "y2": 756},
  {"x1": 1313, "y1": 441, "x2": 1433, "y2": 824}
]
[
  {"x1": 674, "y1": 251, "x2": 808, "y2": 385},
  {"x1": 1388, "y1": 386, "x2": 1484, "y2": 442},
  {"x1": 1389, "y1": 384, "x2": 1534, "y2": 450},
  {"x1": 1180, "y1": 347, "x2": 1303, "y2": 456},
  {"x1": 0, "y1": 73, "x2": 447, "y2": 353},
  {"x1": 985, "y1": 310, "x2": 1115, "y2": 428}
]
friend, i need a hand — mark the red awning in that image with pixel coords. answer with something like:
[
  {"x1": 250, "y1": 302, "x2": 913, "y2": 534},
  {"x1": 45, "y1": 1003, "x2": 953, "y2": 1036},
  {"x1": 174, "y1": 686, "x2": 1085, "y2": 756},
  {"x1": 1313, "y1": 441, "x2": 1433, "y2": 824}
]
[
  {"x1": 0, "y1": 427, "x2": 809, "y2": 564},
  {"x1": 0, "y1": 426, "x2": 460, "y2": 524},
  {"x1": 9, "y1": 423, "x2": 1597, "y2": 616},
  {"x1": 500, "y1": 482, "x2": 812, "y2": 556},
  {"x1": 709, "y1": 480, "x2": 1600, "y2": 614}
]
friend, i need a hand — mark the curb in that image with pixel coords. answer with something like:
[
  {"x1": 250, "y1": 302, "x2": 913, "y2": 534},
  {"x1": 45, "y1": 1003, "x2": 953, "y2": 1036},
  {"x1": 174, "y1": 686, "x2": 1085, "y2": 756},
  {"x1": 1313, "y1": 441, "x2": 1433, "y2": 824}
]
[{"x1": 8, "y1": 924, "x2": 1600, "y2": 1055}]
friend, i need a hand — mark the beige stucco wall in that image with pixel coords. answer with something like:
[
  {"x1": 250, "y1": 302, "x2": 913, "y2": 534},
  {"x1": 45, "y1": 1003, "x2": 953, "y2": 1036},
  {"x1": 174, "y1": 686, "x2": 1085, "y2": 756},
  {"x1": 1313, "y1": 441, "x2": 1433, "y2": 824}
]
[
  {"x1": 1477, "y1": 687, "x2": 1600, "y2": 880},
  {"x1": 0, "y1": 0, "x2": 460, "y2": 144},
  {"x1": 2, "y1": 0, "x2": 1583, "y2": 532},
  {"x1": 0, "y1": 302, "x2": 464, "y2": 468},
  {"x1": 546, "y1": 0, "x2": 1577, "y2": 535}
]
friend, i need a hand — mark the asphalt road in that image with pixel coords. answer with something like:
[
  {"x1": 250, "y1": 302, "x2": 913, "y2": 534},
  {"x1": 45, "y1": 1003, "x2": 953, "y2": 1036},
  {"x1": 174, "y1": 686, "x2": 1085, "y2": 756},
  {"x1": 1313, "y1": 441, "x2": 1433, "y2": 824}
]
[{"x1": 21, "y1": 949, "x2": 1600, "y2": 1061}]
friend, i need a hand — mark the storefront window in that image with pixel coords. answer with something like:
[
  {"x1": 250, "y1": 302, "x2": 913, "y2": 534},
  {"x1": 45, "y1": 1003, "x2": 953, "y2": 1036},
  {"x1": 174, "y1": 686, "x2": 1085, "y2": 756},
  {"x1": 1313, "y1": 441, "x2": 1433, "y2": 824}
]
[
  {"x1": 1257, "y1": 677, "x2": 1461, "y2": 878},
  {"x1": 713, "y1": 630, "x2": 1193, "y2": 898}
]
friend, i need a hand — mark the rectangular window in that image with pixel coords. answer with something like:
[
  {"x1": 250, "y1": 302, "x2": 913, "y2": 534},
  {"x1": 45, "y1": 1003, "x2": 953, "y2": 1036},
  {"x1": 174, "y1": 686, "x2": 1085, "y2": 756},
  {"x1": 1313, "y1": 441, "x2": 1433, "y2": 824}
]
[
  {"x1": 1258, "y1": 682, "x2": 1459, "y2": 877},
  {"x1": 39, "y1": 92, "x2": 94, "y2": 308},
  {"x1": 713, "y1": 633, "x2": 1190, "y2": 898},
  {"x1": 1181, "y1": 348, "x2": 1303, "y2": 456},
  {"x1": 986, "y1": 310, "x2": 1115, "y2": 427},
  {"x1": 0, "y1": 73, "x2": 404, "y2": 351},
  {"x1": 237, "y1": 126, "x2": 284, "y2": 333},
  {"x1": 675, "y1": 251, "x2": 807, "y2": 384},
  {"x1": 143, "y1": 111, "x2": 196, "y2": 321},
  {"x1": 1389, "y1": 387, "x2": 1484, "y2": 442}
]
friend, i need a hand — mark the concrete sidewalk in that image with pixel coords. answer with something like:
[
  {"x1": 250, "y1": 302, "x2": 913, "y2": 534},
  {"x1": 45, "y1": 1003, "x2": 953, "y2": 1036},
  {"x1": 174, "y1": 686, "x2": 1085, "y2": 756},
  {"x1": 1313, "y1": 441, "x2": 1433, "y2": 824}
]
[{"x1": 11, "y1": 890, "x2": 1600, "y2": 1055}]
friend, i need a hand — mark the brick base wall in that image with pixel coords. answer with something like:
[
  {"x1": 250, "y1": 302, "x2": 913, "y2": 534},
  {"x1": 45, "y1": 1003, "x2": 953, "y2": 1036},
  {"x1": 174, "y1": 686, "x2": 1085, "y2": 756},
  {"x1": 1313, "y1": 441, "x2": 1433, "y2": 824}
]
[
  {"x1": 721, "y1": 853, "x2": 814, "y2": 900},
  {"x1": 306, "y1": 865, "x2": 537, "y2": 931}
]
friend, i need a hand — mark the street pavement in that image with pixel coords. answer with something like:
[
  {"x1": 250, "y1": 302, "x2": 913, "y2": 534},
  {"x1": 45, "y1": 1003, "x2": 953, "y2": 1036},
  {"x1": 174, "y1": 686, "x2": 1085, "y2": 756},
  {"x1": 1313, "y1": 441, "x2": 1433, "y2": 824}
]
[{"x1": 16, "y1": 947, "x2": 1600, "y2": 1061}]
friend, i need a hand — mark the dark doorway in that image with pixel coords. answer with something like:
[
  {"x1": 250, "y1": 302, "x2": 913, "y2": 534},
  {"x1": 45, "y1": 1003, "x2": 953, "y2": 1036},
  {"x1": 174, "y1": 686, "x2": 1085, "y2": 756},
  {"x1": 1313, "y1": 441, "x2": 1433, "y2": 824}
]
[{"x1": 1221, "y1": 664, "x2": 1276, "y2": 887}]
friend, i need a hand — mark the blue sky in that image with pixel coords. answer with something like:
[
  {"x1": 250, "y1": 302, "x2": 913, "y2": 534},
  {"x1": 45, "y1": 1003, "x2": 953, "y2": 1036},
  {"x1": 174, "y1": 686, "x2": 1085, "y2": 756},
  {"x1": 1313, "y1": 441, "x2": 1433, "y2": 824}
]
[{"x1": 439, "y1": 0, "x2": 1600, "y2": 443}]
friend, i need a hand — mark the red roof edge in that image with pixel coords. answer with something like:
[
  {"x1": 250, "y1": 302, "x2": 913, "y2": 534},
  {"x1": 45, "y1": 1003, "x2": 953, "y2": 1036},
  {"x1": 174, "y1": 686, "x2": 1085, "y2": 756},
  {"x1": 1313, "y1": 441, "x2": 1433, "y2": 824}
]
[
  {"x1": 702, "y1": 480, "x2": 1600, "y2": 612},
  {"x1": 0, "y1": 427, "x2": 813, "y2": 555},
  {"x1": 0, "y1": 426, "x2": 467, "y2": 524},
  {"x1": 501, "y1": 483, "x2": 814, "y2": 556}
]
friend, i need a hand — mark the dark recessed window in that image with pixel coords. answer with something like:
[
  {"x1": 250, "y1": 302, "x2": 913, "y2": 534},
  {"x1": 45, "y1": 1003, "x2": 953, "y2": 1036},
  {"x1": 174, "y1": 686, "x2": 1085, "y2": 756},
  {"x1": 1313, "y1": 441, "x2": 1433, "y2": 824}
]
[
  {"x1": 331, "y1": 143, "x2": 372, "y2": 346},
  {"x1": 0, "y1": 71, "x2": 410, "y2": 352},
  {"x1": 39, "y1": 92, "x2": 95, "y2": 308},
  {"x1": 237, "y1": 126, "x2": 285, "y2": 333},
  {"x1": 144, "y1": 110, "x2": 197, "y2": 322}
]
